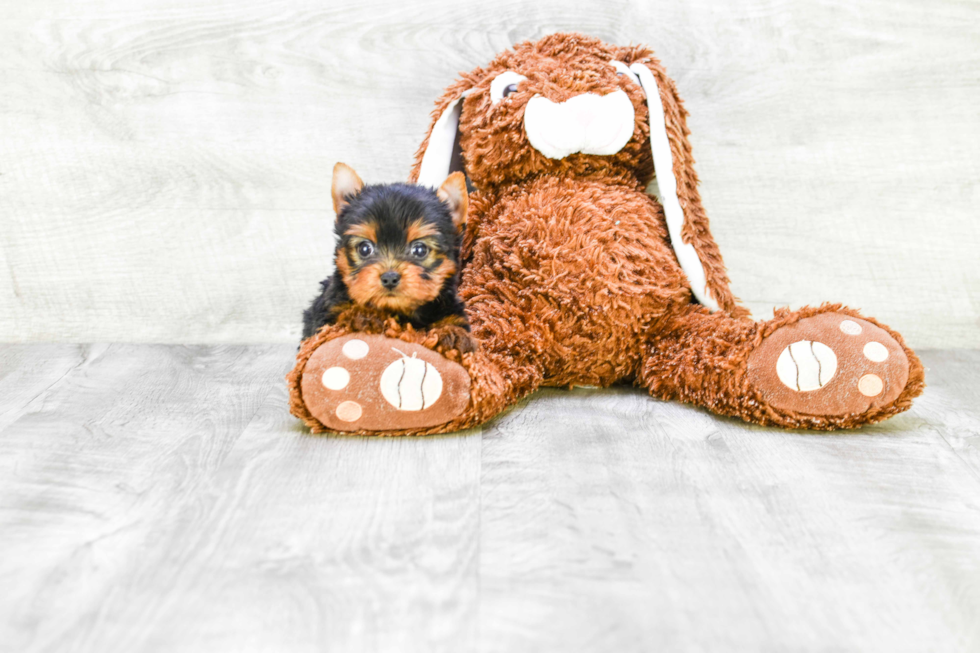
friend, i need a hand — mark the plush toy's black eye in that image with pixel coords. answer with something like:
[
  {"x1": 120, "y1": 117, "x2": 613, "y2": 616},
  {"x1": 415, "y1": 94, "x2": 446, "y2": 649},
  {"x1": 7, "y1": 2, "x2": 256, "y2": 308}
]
[
  {"x1": 410, "y1": 241, "x2": 429, "y2": 258},
  {"x1": 356, "y1": 241, "x2": 375, "y2": 258},
  {"x1": 490, "y1": 71, "x2": 528, "y2": 103}
]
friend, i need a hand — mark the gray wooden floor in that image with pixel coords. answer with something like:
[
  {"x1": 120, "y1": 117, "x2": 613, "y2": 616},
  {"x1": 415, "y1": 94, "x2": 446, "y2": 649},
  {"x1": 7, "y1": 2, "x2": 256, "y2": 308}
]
[{"x1": 1, "y1": 345, "x2": 978, "y2": 652}]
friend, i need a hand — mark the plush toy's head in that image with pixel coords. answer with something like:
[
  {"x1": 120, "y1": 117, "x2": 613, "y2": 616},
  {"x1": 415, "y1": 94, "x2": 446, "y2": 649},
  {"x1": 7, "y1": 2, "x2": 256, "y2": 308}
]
[
  {"x1": 419, "y1": 34, "x2": 658, "y2": 189},
  {"x1": 410, "y1": 32, "x2": 736, "y2": 314},
  {"x1": 410, "y1": 33, "x2": 700, "y2": 191}
]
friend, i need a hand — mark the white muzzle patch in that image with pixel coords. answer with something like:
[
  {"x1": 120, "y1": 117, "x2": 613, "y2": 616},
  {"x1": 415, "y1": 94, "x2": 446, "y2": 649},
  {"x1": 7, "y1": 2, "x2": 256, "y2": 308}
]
[{"x1": 523, "y1": 90, "x2": 635, "y2": 160}]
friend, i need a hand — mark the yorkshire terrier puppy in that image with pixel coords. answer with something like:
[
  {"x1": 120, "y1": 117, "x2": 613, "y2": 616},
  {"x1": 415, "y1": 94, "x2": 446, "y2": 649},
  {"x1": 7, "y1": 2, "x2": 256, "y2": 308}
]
[{"x1": 302, "y1": 163, "x2": 473, "y2": 352}]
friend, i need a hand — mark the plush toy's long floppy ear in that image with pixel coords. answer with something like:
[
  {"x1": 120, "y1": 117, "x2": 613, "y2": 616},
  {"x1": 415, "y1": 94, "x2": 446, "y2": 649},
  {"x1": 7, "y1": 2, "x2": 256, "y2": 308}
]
[
  {"x1": 627, "y1": 56, "x2": 747, "y2": 317},
  {"x1": 409, "y1": 79, "x2": 473, "y2": 188}
]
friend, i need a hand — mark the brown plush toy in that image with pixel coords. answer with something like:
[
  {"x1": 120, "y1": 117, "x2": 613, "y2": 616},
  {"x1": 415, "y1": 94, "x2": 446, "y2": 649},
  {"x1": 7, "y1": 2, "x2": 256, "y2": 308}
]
[{"x1": 288, "y1": 32, "x2": 924, "y2": 435}]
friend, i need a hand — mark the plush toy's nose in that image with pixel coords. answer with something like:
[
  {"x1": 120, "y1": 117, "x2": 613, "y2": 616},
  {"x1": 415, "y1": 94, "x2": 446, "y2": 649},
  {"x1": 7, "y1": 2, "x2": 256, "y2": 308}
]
[
  {"x1": 380, "y1": 271, "x2": 401, "y2": 290},
  {"x1": 523, "y1": 90, "x2": 635, "y2": 160}
]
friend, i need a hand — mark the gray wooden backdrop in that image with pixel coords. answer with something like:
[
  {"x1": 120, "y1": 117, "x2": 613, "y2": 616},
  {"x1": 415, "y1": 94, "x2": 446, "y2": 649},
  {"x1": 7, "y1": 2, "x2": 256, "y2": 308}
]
[{"x1": 1, "y1": 0, "x2": 978, "y2": 347}]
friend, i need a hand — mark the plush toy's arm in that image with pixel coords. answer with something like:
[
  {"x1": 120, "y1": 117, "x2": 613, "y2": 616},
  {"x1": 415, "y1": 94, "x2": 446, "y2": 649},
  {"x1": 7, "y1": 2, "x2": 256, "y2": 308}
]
[{"x1": 621, "y1": 49, "x2": 748, "y2": 318}]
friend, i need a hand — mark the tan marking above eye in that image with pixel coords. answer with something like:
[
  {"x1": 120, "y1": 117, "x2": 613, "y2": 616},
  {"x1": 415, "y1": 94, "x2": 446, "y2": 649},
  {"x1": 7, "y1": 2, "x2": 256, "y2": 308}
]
[
  {"x1": 406, "y1": 219, "x2": 440, "y2": 242},
  {"x1": 345, "y1": 223, "x2": 377, "y2": 241}
]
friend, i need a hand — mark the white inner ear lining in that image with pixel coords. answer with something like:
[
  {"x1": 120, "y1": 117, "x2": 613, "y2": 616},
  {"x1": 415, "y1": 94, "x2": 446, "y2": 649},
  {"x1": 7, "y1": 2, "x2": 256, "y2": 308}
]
[
  {"x1": 416, "y1": 90, "x2": 471, "y2": 189},
  {"x1": 629, "y1": 62, "x2": 719, "y2": 312}
]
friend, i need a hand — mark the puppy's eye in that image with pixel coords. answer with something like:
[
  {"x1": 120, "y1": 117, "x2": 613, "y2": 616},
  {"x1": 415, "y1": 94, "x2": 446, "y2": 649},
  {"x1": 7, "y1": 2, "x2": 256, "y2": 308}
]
[
  {"x1": 410, "y1": 241, "x2": 429, "y2": 258},
  {"x1": 356, "y1": 241, "x2": 375, "y2": 258},
  {"x1": 490, "y1": 71, "x2": 528, "y2": 103}
]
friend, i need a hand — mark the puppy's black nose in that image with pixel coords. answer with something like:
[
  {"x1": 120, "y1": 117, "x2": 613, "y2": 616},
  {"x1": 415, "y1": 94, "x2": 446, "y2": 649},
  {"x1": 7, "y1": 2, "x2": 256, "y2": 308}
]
[{"x1": 380, "y1": 271, "x2": 401, "y2": 290}]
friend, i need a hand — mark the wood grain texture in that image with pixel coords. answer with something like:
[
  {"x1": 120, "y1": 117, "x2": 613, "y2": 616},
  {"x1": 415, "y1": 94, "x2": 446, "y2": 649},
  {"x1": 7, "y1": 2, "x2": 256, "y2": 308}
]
[
  {"x1": 0, "y1": 344, "x2": 290, "y2": 652},
  {"x1": 477, "y1": 379, "x2": 980, "y2": 651},
  {"x1": 1, "y1": 344, "x2": 979, "y2": 651},
  {"x1": 0, "y1": 344, "x2": 89, "y2": 431},
  {"x1": 0, "y1": 0, "x2": 977, "y2": 346},
  {"x1": 0, "y1": 343, "x2": 482, "y2": 653}
]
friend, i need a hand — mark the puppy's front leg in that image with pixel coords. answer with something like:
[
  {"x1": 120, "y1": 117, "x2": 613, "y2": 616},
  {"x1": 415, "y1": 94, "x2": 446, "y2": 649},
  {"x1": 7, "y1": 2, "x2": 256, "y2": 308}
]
[
  {"x1": 425, "y1": 314, "x2": 477, "y2": 356},
  {"x1": 333, "y1": 303, "x2": 392, "y2": 334}
]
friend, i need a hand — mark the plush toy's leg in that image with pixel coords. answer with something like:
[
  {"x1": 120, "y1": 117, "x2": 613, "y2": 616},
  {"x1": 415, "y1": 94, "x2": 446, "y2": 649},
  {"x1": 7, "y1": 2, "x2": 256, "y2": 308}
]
[
  {"x1": 287, "y1": 314, "x2": 541, "y2": 435},
  {"x1": 638, "y1": 303, "x2": 925, "y2": 429}
]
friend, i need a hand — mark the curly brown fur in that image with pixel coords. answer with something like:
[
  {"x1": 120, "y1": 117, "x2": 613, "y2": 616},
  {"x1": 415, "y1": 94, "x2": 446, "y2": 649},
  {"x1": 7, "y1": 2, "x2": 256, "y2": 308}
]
[{"x1": 410, "y1": 33, "x2": 743, "y2": 314}]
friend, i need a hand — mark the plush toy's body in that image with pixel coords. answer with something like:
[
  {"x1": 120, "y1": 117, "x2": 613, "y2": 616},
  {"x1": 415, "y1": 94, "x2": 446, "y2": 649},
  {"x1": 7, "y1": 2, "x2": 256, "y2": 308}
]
[{"x1": 288, "y1": 33, "x2": 923, "y2": 435}]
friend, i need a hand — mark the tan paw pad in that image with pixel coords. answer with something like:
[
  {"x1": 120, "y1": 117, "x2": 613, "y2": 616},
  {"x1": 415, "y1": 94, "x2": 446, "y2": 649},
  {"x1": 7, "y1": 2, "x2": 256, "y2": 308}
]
[
  {"x1": 858, "y1": 374, "x2": 883, "y2": 397},
  {"x1": 839, "y1": 320, "x2": 863, "y2": 335},
  {"x1": 335, "y1": 400, "x2": 363, "y2": 422},
  {"x1": 748, "y1": 313, "x2": 910, "y2": 418},
  {"x1": 321, "y1": 366, "x2": 350, "y2": 390},
  {"x1": 863, "y1": 342, "x2": 889, "y2": 362},
  {"x1": 301, "y1": 334, "x2": 471, "y2": 432}
]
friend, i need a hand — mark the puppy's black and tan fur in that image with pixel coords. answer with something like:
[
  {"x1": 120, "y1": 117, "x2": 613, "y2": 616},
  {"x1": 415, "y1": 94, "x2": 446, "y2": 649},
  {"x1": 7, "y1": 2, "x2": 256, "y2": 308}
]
[{"x1": 302, "y1": 163, "x2": 470, "y2": 344}]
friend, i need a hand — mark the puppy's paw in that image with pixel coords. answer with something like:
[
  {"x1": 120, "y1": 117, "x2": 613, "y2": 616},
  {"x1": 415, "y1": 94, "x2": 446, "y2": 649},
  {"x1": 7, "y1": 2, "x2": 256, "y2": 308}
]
[
  {"x1": 334, "y1": 305, "x2": 390, "y2": 334},
  {"x1": 426, "y1": 325, "x2": 477, "y2": 357}
]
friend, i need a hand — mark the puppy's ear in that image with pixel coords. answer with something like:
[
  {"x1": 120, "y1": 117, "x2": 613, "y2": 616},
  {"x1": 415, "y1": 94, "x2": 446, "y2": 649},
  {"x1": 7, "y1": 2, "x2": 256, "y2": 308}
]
[
  {"x1": 437, "y1": 172, "x2": 468, "y2": 232},
  {"x1": 331, "y1": 162, "x2": 364, "y2": 216}
]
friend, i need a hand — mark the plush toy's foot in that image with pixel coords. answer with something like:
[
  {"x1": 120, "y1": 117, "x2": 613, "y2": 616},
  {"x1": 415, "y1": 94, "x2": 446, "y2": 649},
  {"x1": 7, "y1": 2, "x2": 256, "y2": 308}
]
[
  {"x1": 747, "y1": 312, "x2": 914, "y2": 424},
  {"x1": 289, "y1": 318, "x2": 519, "y2": 435},
  {"x1": 299, "y1": 334, "x2": 471, "y2": 432}
]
